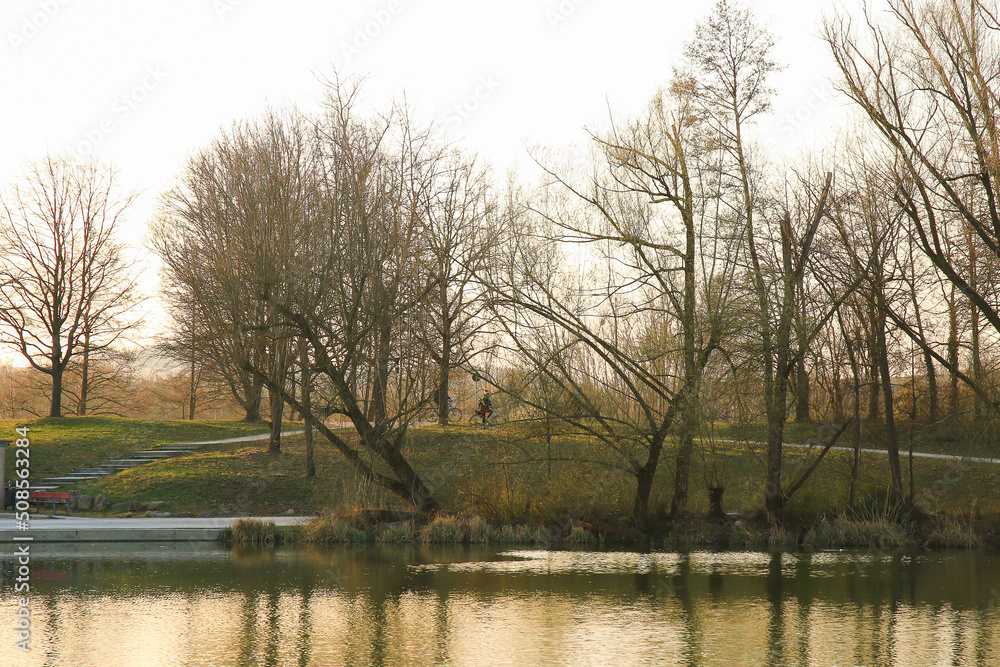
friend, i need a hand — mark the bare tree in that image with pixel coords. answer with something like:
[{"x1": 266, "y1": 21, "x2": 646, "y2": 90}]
[
  {"x1": 420, "y1": 153, "x2": 505, "y2": 424},
  {"x1": 489, "y1": 74, "x2": 732, "y2": 522},
  {"x1": 153, "y1": 109, "x2": 311, "y2": 452},
  {"x1": 0, "y1": 156, "x2": 140, "y2": 418},
  {"x1": 242, "y1": 78, "x2": 441, "y2": 511},
  {"x1": 824, "y1": 0, "x2": 1000, "y2": 411}
]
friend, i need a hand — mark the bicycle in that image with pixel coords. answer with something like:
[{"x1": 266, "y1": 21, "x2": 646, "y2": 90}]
[
  {"x1": 469, "y1": 407, "x2": 505, "y2": 429},
  {"x1": 421, "y1": 402, "x2": 462, "y2": 423}
]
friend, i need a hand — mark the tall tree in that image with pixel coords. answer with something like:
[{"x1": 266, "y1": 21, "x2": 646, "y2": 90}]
[
  {"x1": 152, "y1": 109, "x2": 310, "y2": 450},
  {"x1": 491, "y1": 76, "x2": 727, "y2": 522},
  {"x1": 0, "y1": 156, "x2": 140, "y2": 417},
  {"x1": 420, "y1": 154, "x2": 504, "y2": 424},
  {"x1": 824, "y1": 0, "x2": 1000, "y2": 411}
]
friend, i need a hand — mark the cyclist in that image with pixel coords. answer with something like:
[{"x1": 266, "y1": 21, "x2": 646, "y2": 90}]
[{"x1": 477, "y1": 390, "x2": 494, "y2": 425}]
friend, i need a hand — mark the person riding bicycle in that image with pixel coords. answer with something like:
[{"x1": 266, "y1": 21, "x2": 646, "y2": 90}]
[
  {"x1": 477, "y1": 390, "x2": 494, "y2": 425},
  {"x1": 432, "y1": 388, "x2": 452, "y2": 407}
]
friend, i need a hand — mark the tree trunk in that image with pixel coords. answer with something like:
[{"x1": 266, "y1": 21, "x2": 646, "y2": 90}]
[
  {"x1": 77, "y1": 331, "x2": 90, "y2": 416},
  {"x1": 843, "y1": 331, "x2": 862, "y2": 510},
  {"x1": 241, "y1": 375, "x2": 264, "y2": 423},
  {"x1": 370, "y1": 320, "x2": 392, "y2": 426},
  {"x1": 301, "y1": 345, "x2": 314, "y2": 477},
  {"x1": 668, "y1": 186, "x2": 699, "y2": 519},
  {"x1": 923, "y1": 349, "x2": 938, "y2": 423},
  {"x1": 875, "y1": 301, "x2": 904, "y2": 502},
  {"x1": 49, "y1": 367, "x2": 63, "y2": 418},
  {"x1": 268, "y1": 389, "x2": 282, "y2": 454},
  {"x1": 972, "y1": 301, "x2": 983, "y2": 421},
  {"x1": 188, "y1": 334, "x2": 197, "y2": 421},
  {"x1": 764, "y1": 391, "x2": 787, "y2": 521},
  {"x1": 438, "y1": 328, "x2": 451, "y2": 425},
  {"x1": 633, "y1": 448, "x2": 660, "y2": 523},
  {"x1": 948, "y1": 284, "x2": 960, "y2": 416},
  {"x1": 795, "y1": 359, "x2": 811, "y2": 423}
]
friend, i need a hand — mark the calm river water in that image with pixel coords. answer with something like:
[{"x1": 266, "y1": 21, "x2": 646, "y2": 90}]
[{"x1": 1, "y1": 543, "x2": 999, "y2": 666}]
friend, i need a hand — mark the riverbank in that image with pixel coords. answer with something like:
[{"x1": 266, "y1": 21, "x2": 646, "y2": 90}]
[
  {"x1": 12, "y1": 418, "x2": 1000, "y2": 550},
  {"x1": 279, "y1": 509, "x2": 992, "y2": 550},
  {"x1": 0, "y1": 514, "x2": 308, "y2": 542}
]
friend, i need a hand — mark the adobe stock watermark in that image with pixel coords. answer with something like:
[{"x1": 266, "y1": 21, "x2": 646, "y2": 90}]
[
  {"x1": 545, "y1": 0, "x2": 590, "y2": 30},
  {"x1": 8, "y1": 0, "x2": 70, "y2": 53},
  {"x1": 765, "y1": 78, "x2": 837, "y2": 152},
  {"x1": 69, "y1": 65, "x2": 168, "y2": 160},
  {"x1": 445, "y1": 75, "x2": 502, "y2": 132},
  {"x1": 10, "y1": 426, "x2": 32, "y2": 653},
  {"x1": 213, "y1": 0, "x2": 248, "y2": 20},
  {"x1": 336, "y1": 0, "x2": 406, "y2": 67}
]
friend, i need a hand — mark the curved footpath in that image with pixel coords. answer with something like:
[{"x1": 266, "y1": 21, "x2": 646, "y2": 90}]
[{"x1": 2, "y1": 430, "x2": 308, "y2": 543}]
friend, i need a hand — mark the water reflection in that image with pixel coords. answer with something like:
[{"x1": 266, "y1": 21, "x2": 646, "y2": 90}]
[{"x1": 2, "y1": 543, "x2": 999, "y2": 666}]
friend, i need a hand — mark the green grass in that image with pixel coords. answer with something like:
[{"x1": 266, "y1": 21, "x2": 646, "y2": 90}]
[
  {"x1": 0, "y1": 416, "x2": 270, "y2": 482},
  {"x1": 74, "y1": 419, "x2": 1000, "y2": 525}
]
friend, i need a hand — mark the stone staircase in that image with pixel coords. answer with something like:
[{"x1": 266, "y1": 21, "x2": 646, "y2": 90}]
[{"x1": 34, "y1": 442, "x2": 204, "y2": 491}]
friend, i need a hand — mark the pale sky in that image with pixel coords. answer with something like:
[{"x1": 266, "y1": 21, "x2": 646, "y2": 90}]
[{"x1": 1, "y1": 0, "x2": 864, "y2": 346}]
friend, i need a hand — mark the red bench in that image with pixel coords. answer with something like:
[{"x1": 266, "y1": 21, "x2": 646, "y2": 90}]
[{"x1": 28, "y1": 491, "x2": 71, "y2": 513}]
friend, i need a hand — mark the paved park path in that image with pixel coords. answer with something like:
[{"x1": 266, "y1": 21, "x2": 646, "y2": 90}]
[{"x1": 716, "y1": 438, "x2": 1000, "y2": 465}]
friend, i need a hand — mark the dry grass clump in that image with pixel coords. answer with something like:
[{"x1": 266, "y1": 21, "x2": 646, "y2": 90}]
[
  {"x1": 225, "y1": 518, "x2": 277, "y2": 546},
  {"x1": 922, "y1": 515, "x2": 983, "y2": 548},
  {"x1": 296, "y1": 512, "x2": 590, "y2": 545},
  {"x1": 803, "y1": 516, "x2": 909, "y2": 549}
]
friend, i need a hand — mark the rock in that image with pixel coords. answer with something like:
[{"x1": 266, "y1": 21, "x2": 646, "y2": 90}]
[
  {"x1": 93, "y1": 494, "x2": 109, "y2": 512},
  {"x1": 77, "y1": 495, "x2": 93, "y2": 511},
  {"x1": 199, "y1": 511, "x2": 215, "y2": 517},
  {"x1": 68, "y1": 490, "x2": 80, "y2": 510},
  {"x1": 145, "y1": 511, "x2": 171, "y2": 518},
  {"x1": 145, "y1": 501, "x2": 166, "y2": 510},
  {"x1": 110, "y1": 501, "x2": 143, "y2": 513},
  {"x1": 217, "y1": 510, "x2": 235, "y2": 517},
  {"x1": 282, "y1": 509, "x2": 296, "y2": 516}
]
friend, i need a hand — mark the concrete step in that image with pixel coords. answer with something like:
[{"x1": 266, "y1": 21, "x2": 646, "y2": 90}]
[
  {"x1": 98, "y1": 460, "x2": 148, "y2": 469},
  {"x1": 131, "y1": 451, "x2": 178, "y2": 459},
  {"x1": 37, "y1": 476, "x2": 100, "y2": 485},
  {"x1": 72, "y1": 468, "x2": 112, "y2": 475},
  {"x1": 145, "y1": 449, "x2": 193, "y2": 455},
  {"x1": 156, "y1": 443, "x2": 201, "y2": 450}
]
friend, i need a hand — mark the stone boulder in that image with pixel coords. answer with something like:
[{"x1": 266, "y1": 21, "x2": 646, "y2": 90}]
[
  {"x1": 77, "y1": 495, "x2": 94, "y2": 511},
  {"x1": 93, "y1": 494, "x2": 109, "y2": 512},
  {"x1": 109, "y1": 500, "x2": 144, "y2": 513}
]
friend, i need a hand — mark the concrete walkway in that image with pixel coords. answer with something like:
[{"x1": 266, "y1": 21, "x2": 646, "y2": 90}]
[
  {"x1": 167, "y1": 430, "x2": 304, "y2": 446},
  {"x1": 0, "y1": 515, "x2": 311, "y2": 542},
  {"x1": 715, "y1": 438, "x2": 1000, "y2": 465}
]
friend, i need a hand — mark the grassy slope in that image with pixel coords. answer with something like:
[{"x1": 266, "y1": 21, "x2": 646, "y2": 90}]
[
  {"x1": 81, "y1": 420, "x2": 1000, "y2": 522},
  {"x1": 0, "y1": 417, "x2": 270, "y2": 482}
]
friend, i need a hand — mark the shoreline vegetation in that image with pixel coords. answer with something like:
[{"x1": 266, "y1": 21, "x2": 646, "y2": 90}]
[
  {"x1": 6, "y1": 417, "x2": 997, "y2": 550},
  {"x1": 226, "y1": 511, "x2": 988, "y2": 551}
]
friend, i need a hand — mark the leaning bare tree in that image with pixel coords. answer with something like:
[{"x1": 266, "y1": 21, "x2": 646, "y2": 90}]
[
  {"x1": 244, "y1": 78, "x2": 441, "y2": 511},
  {"x1": 0, "y1": 155, "x2": 140, "y2": 418}
]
